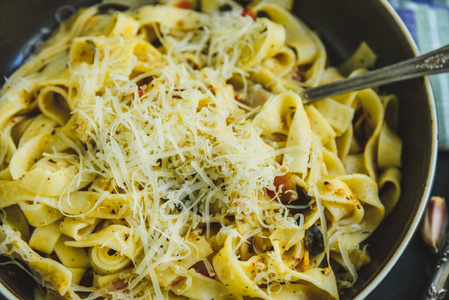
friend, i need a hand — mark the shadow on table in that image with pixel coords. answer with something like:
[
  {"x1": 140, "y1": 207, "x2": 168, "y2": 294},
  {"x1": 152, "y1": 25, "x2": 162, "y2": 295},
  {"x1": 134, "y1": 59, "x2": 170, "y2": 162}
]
[{"x1": 368, "y1": 151, "x2": 449, "y2": 299}]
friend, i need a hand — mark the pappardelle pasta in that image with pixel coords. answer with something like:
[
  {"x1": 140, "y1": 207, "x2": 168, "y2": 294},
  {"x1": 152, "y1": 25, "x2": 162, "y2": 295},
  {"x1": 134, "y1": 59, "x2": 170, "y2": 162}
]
[{"x1": 0, "y1": 0, "x2": 402, "y2": 299}]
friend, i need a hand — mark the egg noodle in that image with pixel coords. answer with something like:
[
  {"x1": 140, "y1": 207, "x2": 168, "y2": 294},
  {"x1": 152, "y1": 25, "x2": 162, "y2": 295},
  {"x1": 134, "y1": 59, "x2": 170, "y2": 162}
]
[{"x1": 0, "y1": 0, "x2": 402, "y2": 299}]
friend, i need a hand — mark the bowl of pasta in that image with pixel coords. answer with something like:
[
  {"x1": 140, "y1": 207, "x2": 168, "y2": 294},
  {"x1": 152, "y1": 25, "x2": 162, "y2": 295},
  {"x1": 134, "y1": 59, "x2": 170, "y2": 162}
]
[{"x1": 0, "y1": 0, "x2": 437, "y2": 299}]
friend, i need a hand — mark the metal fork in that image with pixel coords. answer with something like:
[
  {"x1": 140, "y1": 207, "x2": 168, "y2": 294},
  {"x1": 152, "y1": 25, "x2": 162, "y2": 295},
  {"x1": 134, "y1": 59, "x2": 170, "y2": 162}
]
[{"x1": 301, "y1": 44, "x2": 449, "y2": 103}]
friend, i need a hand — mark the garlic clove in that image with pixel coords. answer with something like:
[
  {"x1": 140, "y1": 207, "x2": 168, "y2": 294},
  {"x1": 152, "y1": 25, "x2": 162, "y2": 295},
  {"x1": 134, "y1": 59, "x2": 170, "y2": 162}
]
[{"x1": 420, "y1": 196, "x2": 448, "y2": 254}]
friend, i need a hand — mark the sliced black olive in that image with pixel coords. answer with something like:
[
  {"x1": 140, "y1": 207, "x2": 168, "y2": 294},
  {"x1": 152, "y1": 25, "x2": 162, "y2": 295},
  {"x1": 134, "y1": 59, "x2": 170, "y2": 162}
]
[
  {"x1": 269, "y1": 174, "x2": 312, "y2": 213},
  {"x1": 288, "y1": 203, "x2": 311, "y2": 214},
  {"x1": 295, "y1": 185, "x2": 311, "y2": 205},
  {"x1": 305, "y1": 225, "x2": 325, "y2": 256},
  {"x1": 286, "y1": 186, "x2": 312, "y2": 213}
]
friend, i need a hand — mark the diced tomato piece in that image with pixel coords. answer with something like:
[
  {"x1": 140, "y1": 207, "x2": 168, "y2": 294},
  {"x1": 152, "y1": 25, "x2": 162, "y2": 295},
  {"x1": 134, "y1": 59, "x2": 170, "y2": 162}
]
[
  {"x1": 267, "y1": 173, "x2": 297, "y2": 202},
  {"x1": 173, "y1": 0, "x2": 191, "y2": 9},
  {"x1": 138, "y1": 87, "x2": 145, "y2": 97},
  {"x1": 241, "y1": 7, "x2": 256, "y2": 20}
]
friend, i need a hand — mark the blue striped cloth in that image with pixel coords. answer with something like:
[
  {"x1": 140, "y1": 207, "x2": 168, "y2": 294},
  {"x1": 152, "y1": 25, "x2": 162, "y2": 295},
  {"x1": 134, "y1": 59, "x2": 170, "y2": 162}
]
[{"x1": 389, "y1": 0, "x2": 449, "y2": 149}]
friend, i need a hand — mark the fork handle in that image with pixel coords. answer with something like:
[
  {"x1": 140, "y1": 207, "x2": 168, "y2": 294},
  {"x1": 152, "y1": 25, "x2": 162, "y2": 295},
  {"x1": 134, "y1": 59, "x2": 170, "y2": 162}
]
[
  {"x1": 301, "y1": 44, "x2": 449, "y2": 103},
  {"x1": 424, "y1": 231, "x2": 449, "y2": 300}
]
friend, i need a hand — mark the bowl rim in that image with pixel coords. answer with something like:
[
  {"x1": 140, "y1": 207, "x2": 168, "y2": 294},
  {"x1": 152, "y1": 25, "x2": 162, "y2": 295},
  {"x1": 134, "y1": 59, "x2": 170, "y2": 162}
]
[
  {"x1": 353, "y1": 0, "x2": 439, "y2": 299},
  {"x1": 0, "y1": 283, "x2": 13, "y2": 300},
  {"x1": 0, "y1": 280, "x2": 16, "y2": 300},
  {"x1": 0, "y1": 1, "x2": 439, "y2": 300}
]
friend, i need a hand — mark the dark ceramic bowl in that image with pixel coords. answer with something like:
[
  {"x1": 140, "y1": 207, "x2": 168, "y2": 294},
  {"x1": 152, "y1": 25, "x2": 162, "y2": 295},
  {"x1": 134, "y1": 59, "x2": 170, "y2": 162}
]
[{"x1": 0, "y1": 0, "x2": 438, "y2": 299}]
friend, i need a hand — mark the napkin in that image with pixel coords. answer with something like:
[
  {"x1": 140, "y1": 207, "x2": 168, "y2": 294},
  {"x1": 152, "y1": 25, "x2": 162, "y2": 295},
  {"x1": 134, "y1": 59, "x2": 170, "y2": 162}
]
[{"x1": 389, "y1": 0, "x2": 449, "y2": 149}]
